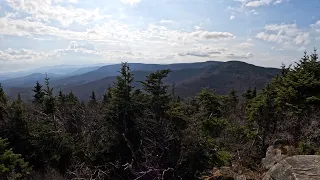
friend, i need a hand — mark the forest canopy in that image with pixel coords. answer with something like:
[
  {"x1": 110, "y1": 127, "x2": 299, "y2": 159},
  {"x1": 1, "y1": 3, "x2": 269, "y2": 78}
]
[{"x1": 0, "y1": 50, "x2": 320, "y2": 179}]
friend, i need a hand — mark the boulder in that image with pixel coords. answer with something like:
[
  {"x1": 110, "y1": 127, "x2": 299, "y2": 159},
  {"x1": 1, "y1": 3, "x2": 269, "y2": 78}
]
[
  {"x1": 261, "y1": 145, "x2": 288, "y2": 170},
  {"x1": 263, "y1": 155, "x2": 320, "y2": 180},
  {"x1": 261, "y1": 141, "x2": 296, "y2": 170}
]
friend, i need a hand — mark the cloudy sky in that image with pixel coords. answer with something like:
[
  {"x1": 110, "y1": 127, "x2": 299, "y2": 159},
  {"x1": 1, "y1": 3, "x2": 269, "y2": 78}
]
[{"x1": 0, "y1": 0, "x2": 320, "y2": 71}]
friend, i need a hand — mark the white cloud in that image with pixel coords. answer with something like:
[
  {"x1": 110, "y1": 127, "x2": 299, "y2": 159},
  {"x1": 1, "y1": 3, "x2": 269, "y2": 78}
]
[
  {"x1": 5, "y1": 0, "x2": 109, "y2": 26},
  {"x1": 238, "y1": 42, "x2": 255, "y2": 48},
  {"x1": 120, "y1": 0, "x2": 142, "y2": 5},
  {"x1": 68, "y1": 41, "x2": 96, "y2": 51},
  {"x1": 249, "y1": 9, "x2": 259, "y2": 15},
  {"x1": 256, "y1": 23, "x2": 310, "y2": 46},
  {"x1": 11, "y1": 15, "x2": 231, "y2": 41},
  {"x1": 233, "y1": 0, "x2": 288, "y2": 8},
  {"x1": 274, "y1": 0, "x2": 284, "y2": 4},
  {"x1": 230, "y1": 15, "x2": 236, "y2": 20},
  {"x1": 160, "y1": 19, "x2": 174, "y2": 24},
  {"x1": 246, "y1": 0, "x2": 273, "y2": 7},
  {"x1": 189, "y1": 30, "x2": 235, "y2": 40},
  {"x1": 228, "y1": 52, "x2": 254, "y2": 59},
  {"x1": 311, "y1": 20, "x2": 320, "y2": 32},
  {"x1": 178, "y1": 46, "x2": 223, "y2": 57},
  {"x1": 0, "y1": 48, "x2": 54, "y2": 62}
]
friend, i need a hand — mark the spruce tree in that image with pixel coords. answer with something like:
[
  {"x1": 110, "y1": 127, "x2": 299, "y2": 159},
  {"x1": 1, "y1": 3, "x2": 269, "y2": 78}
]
[
  {"x1": 0, "y1": 84, "x2": 6, "y2": 123},
  {"x1": 32, "y1": 81, "x2": 44, "y2": 104},
  {"x1": 57, "y1": 89, "x2": 65, "y2": 105},
  {"x1": 140, "y1": 69, "x2": 172, "y2": 120},
  {"x1": 0, "y1": 137, "x2": 31, "y2": 179},
  {"x1": 43, "y1": 76, "x2": 55, "y2": 115},
  {"x1": 89, "y1": 91, "x2": 97, "y2": 104},
  {"x1": 110, "y1": 62, "x2": 135, "y2": 132},
  {"x1": 108, "y1": 62, "x2": 140, "y2": 164},
  {"x1": 66, "y1": 91, "x2": 79, "y2": 107},
  {"x1": 0, "y1": 83, "x2": 7, "y2": 105},
  {"x1": 103, "y1": 86, "x2": 112, "y2": 105}
]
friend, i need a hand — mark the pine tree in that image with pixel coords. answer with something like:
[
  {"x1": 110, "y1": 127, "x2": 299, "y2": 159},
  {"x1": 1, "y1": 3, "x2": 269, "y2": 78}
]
[
  {"x1": 32, "y1": 81, "x2": 44, "y2": 104},
  {"x1": 110, "y1": 62, "x2": 135, "y2": 133},
  {"x1": 107, "y1": 62, "x2": 140, "y2": 164},
  {"x1": 66, "y1": 91, "x2": 79, "y2": 106},
  {"x1": 242, "y1": 87, "x2": 256, "y2": 103},
  {"x1": 57, "y1": 89, "x2": 65, "y2": 105},
  {"x1": 0, "y1": 137, "x2": 31, "y2": 179},
  {"x1": 252, "y1": 87, "x2": 257, "y2": 98},
  {"x1": 0, "y1": 84, "x2": 7, "y2": 122},
  {"x1": 140, "y1": 69, "x2": 172, "y2": 119},
  {"x1": 43, "y1": 75, "x2": 56, "y2": 115},
  {"x1": 17, "y1": 93, "x2": 22, "y2": 103},
  {"x1": 103, "y1": 86, "x2": 112, "y2": 105},
  {"x1": 89, "y1": 91, "x2": 97, "y2": 106},
  {"x1": 229, "y1": 89, "x2": 238, "y2": 105},
  {"x1": 0, "y1": 83, "x2": 7, "y2": 105},
  {"x1": 90, "y1": 91, "x2": 97, "y2": 103}
]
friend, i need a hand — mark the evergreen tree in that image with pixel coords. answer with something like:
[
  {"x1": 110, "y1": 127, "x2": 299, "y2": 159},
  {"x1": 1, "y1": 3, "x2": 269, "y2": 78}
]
[
  {"x1": 66, "y1": 91, "x2": 79, "y2": 107},
  {"x1": 0, "y1": 84, "x2": 7, "y2": 105},
  {"x1": 109, "y1": 62, "x2": 136, "y2": 132},
  {"x1": 43, "y1": 76, "x2": 56, "y2": 115},
  {"x1": 242, "y1": 87, "x2": 256, "y2": 104},
  {"x1": 32, "y1": 81, "x2": 44, "y2": 104},
  {"x1": 229, "y1": 89, "x2": 238, "y2": 105},
  {"x1": 0, "y1": 84, "x2": 7, "y2": 122},
  {"x1": 197, "y1": 88, "x2": 222, "y2": 117},
  {"x1": 89, "y1": 91, "x2": 97, "y2": 105},
  {"x1": 103, "y1": 86, "x2": 112, "y2": 105},
  {"x1": 57, "y1": 89, "x2": 66, "y2": 106},
  {"x1": 0, "y1": 137, "x2": 31, "y2": 179},
  {"x1": 107, "y1": 62, "x2": 140, "y2": 164},
  {"x1": 140, "y1": 69, "x2": 172, "y2": 119}
]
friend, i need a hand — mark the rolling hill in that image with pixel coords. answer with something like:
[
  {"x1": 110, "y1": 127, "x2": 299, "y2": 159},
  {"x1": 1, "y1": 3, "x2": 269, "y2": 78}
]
[
  {"x1": 49, "y1": 61, "x2": 222, "y2": 87},
  {"x1": 3, "y1": 61, "x2": 280, "y2": 101},
  {"x1": 0, "y1": 73, "x2": 64, "y2": 87}
]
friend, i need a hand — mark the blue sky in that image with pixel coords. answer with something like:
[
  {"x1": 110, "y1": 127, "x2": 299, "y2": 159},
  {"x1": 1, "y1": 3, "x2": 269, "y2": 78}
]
[{"x1": 0, "y1": 0, "x2": 320, "y2": 71}]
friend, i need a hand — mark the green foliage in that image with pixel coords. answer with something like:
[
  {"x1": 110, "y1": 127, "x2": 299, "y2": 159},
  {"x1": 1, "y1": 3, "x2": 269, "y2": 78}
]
[
  {"x1": 242, "y1": 87, "x2": 257, "y2": 104},
  {"x1": 32, "y1": 81, "x2": 44, "y2": 104},
  {"x1": 0, "y1": 84, "x2": 7, "y2": 105},
  {"x1": 103, "y1": 86, "x2": 112, "y2": 105},
  {"x1": 89, "y1": 91, "x2": 97, "y2": 105},
  {"x1": 297, "y1": 141, "x2": 320, "y2": 155},
  {"x1": 65, "y1": 91, "x2": 79, "y2": 107},
  {"x1": 43, "y1": 76, "x2": 56, "y2": 115},
  {"x1": 202, "y1": 117, "x2": 228, "y2": 138},
  {"x1": 6, "y1": 52, "x2": 320, "y2": 179},
  {"x1": 140, "y1": 69, "x2": 172, "y2": 121},
  {"x1": 196, "y1": 88, "x2": 222, "y2": 117},
  {"x1": 0, "y1": 137, "x2": 31, "y2": 179},
  {"x1": 247, "y1": 50, "x2": 320, "y2": 154}
]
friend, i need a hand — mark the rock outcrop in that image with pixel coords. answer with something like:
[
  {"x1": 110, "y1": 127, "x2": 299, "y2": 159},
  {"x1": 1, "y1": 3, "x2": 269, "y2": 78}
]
[
  {"x1": 261, "y1": 140, "x2": 296, "y2": 170},
  {"x1": 263, "y1": 155, "x2": 320, "y2": 180}
]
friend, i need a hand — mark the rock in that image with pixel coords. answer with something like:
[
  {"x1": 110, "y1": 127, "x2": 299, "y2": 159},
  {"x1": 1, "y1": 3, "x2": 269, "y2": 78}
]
[
  {"x1": 261, "y1": 142, "x2": 296, "y2": 170},
  {"x1": 263, "y1": 155, "x2": 320, "y2": 180},
  {"x1": 235, "y1": 175, "x2": 246, "y2": 180},
  {"x1": 261, "y1": 145, "x2": 288, "y2": 170}
]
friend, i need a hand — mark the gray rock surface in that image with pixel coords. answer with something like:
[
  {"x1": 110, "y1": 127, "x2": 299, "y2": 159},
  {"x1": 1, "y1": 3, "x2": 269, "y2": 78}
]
[
  {"x1": 263, "y1": 155, "x2": 320, "y2": 180},
  {"x1": 235, "y1": 175, "x2": 246, "y2": 180},
  {"x1": 261, "y1": 145, "x2": 288, "y2": 170}
]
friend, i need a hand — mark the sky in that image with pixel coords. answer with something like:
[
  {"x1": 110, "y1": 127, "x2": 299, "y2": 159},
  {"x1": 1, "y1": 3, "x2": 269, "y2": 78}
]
[{"x1": 0, "y1": 0, "x2": 320, "y2": 71}]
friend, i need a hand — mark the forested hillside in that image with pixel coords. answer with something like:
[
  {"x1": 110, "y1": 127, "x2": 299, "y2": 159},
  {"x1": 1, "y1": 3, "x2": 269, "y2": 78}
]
[
  {"x1": 3, "y1": 61, "x2": 279, "y2": 101},
  {"x1": 0, "y1": 51, "x2": 320, "y2": 179}
]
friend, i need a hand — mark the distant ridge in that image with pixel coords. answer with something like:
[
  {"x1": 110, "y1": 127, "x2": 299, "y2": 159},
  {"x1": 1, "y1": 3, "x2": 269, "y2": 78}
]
[{"x1": 3, "y1": 60, "x2": 280, "y2": 101}]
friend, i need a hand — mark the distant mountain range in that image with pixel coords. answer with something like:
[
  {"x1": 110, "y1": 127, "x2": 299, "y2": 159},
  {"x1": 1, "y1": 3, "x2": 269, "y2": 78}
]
[
  {"x1": 0, "y1": 63, "x2": 108, "y2": 82},
  {"x1": 2, "y1": 61, "x2": 280, "y2": 101}
]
